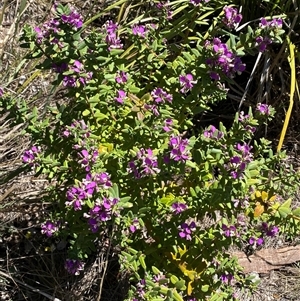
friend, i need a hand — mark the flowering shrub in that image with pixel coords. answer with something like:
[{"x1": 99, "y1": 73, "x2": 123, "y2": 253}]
[{"x1": 0, "y1": 1, "x2": 298, "y2": 300}]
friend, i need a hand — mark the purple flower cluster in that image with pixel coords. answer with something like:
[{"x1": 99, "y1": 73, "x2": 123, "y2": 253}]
[
  {"x1": 65, "y1": 259, "x2": 84, "y2": 275},
  {"x1": 22, "y1": 145, "x2": 41, "y2": 166},
  {"x1": 171, "y1": 202, "x2": 188, "y2": 214},
  {"x1": 179, "y1": 221, "x2": 196, "y2": 240},
  {"x1": 168, "y1": 135, "x2": 191, "y2": 162},
  {"x1": 256, "y1": 18, "x2": 283, "y2": 52},
  {"x1": 66, "y1": 172, "x2": 112, "y2": 210},
  {"x1": 238, "y1": 111, "x2": 256, "y2": 133},
  {"x1": 203, "y1": 125, "x2": 224, "y2": 140},
  {"x1": 34, "y1": 19, "x2": 59, "y2": 44},
  {"x1": 61, "y1": 11, "x2": 83, "y2": 29},
  {"x1": 115, "y1": 71, "x2": 128, "y2": 84},
  {"x1": 152, "y1": 88, "x2": 173, "y2": 104},
  {"x1": 190, "y1": 0, "x2": 210, "y2": 6},
  {"x1": 128, "y1": 148, "x2": 160, "y2": 179},
  {"x1": 134, "y1": 279, "x2": 146, "y2": 300},
  {"x1": 249, "y1": 237, "x2": 264, "y2": 246},
  {"x1": 222, "y1": 224, "x2": 237, "y2": 237},
  {"x1": 232, "y1": 197, "x2": 249, "y2": 209},
  {"x1": 129, "y1": 218, "x2": 140, "y2": 233},
  {"x1": 62, "y1": 60, "x2": 93, "y2": 88},
  {"x1": 132, "y1": 24, "x2": 148, "y2": 38},
  {"x1": 34, "y1": 6, "x2": 83, "y2": 43},
  {"x1": 220, "y1": 273, "x2": 234, "y2": 285},
  {"x1": 84, "y1": 197, "x2": 119, "y2": 232},
  {"x1": 226, "y1": 143, "x2": 252, "y2": 179},
  {"x1": 179, "y1": 74, "x2": 196, "y2": 93},
  {"x1": 205, "y1": 38, "x2": 246, "y2": 80},
  {"x1": 157, "y1": 1, "x2": 173, "y2": 20},
  {"x1": 78, "y1": 148, "x2": 99, "y2": 172},
  {"x1": 63, "y1": 119, "x2": 90, "y2": 139},
  {"x1": 115, "y1": 90, "x2": 126, "y2": 104},
  {"x1": 145, "y1": 88, "x2": 173, "y2": 116},
  {"x1": 163, "y1": 119, "x2": 173, "y2": 132},
  {"x1": 261, "y1": 222, "x2": 279, "y2": 237},
  {"x1": 41, "y1": 220, "x2": 59, "y2": 237},
  {"x1": 223, "y1": 6, "x2": 242, "y2": 29},
  {"x1": 104, "y1": 20, "x2": 123, "y2": 51},
  {"x1": 256, "y1": 103, "x2": 272, "y2": 116}
]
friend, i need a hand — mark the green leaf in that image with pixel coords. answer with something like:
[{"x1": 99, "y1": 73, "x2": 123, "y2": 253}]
[
  {"x1": 139, "y1": 254, "x2": 146, "y2": 269},
  {"x1": 82, "y1": 109, "x2": 90, "y2": 116},
  {"x1": 292, "y1": 207, "x2": 300, "y2": 217},
  {"x1": 281, "y1": 198, "x2": 292, "y2": 209},
  {"x1": 278, "y1": 206, "x2": 291, "y2": 218},
  {"x1": 173, "y1": 290, "x2": 183, "y2": 301},
  {"x1": 170, "y1": 275, "x2": 179, "y2": 284},
  {"x1": 190, "y1": 187, "x2": 197, "y2": 197},
  {"x1": 147, "y1": 53, "x2": 155, "y2": 62},
  {"x1": 94, "y1": 110, "x2": 108, "y2": 120},
  {"x1": 175, "y1": 280, "x2": 186, "y2": 290},
  {"x1": 201, "y1": 284, "x2": 209, "y2": 292},
  {"x1": 152, "y1": 266, "x2": 161, "y2": 275}
]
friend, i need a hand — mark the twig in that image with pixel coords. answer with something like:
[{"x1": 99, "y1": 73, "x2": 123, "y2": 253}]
[
  {"x1": 238, "y1": 51, "x2": 262, "y2": 112},
  {"x1": 97, "y1": 230, "x2": 113, "y2": 301},
  {"x1": 0, "y1": 269, "x2": 62, "y2": 301}
]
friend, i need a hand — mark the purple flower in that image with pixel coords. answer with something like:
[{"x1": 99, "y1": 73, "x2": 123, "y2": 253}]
[
  {"x1": 78, "y1": 149, "x2": 98, "y2": 172},
  {"x1": 41, "y1": 221, "x2": 58, "y2": 237},
  {"x1": 163, "y1": 119, "x2": 173, "y2": 132},
  {"x1": 261, "y1": 223, "x2": 279, "y2": 237},
  {"x1": 157, "y1": 1, "x2": 173, "y2": 19},
  {"x1": 256, "y1": 103, "x2": 272, "y2": 115},
  {"x1": 65, "y1": 259, "x2": 84, "y2": 275},
  {"x1": 255, "y1": 36, "x2": 272, "y2": 52},
  {"x1": 135, "y1": 279, "x2": 146, "y2": 299},
  {"x1": 221, "y1": 273, "x2": 234, "y2": 285},
  {"x1": 223, "y1": 6, "x2": 242, "y2": 29},
  {"x1": 115, "y1": 71, "x2": 128, "y2": 84},
  {"x1": 85, "y1": 197, "x2": 120, "y2": 232},
  {"x1": 190, "y1": 0, "x2": 210, "y2": 6},
  {"x1": 151, "y1": 88, "x2": 173, "y2": 103},
  {"x1": 93, "y1": 172, "x2": 112, "y2": 189},
  {"x1": 257, "y1": 237, "x2": 264, "y2": 245},
  {"x1": 236, "y1": 143, "x2": 251, "y2": 157},
  {"x1": 129, "y1": 218, "x2": 140, "y2": 233},
  {"x1": 104, "y1": 20, "x2": 123, "y2": 51},
  {"x1": 22, "y1": 145, "x2": 41, "y2": 166},
  {"x1": 52, "y1": 62, "x2": 68, "y2": 73},
  {"x1": 169, "y1": 135, "x2": 191, "y2": 162},
  {"x1": 179, "y1": 74, "x2": 196, "y2": 93},
  {"x1": 0, "y1": 87, "x2": 3, "y2": 97},
  {"x1": 144, "y1": 104, "x2": 159, "y2": 116},
  {"x1": 115, "y1": 90, "x2": 126, "y2": 104},
  {"x1": 249, "y1": 237, "x2": 264, "y2": 246},
  {"x1": 222, "y1": 224, "x2": 237, "y2": 237},
  {"x1": 66, "y1": 186, "x2": 87, "y2": 210},
  {"x1": 127, "y1": 148, "x2": 160, "y2": 179},
  {"x1": 179, "y1": 221, "x2": 196, "y2": 240},
  {"x1": 205, "y1": 38, "x2": 245, "y2": 78},
  {"x1": 132, "y1": 24, "x2": 147, "y2": 38},
  {"x1": 209, "y1": 71, "x2": 220, "y2": 81},
  {"x1": 63, "y1": 75, "x2": 77, "y2": 87},
  {"x1": 171, "y1": 202, "x2": 188, "y2": 214},
  {"x1": 203, "y1": 125, "x2": 224, "y2": 139},
  {"x1": 61, "y1": 11, "x2": 83, "y2": 29},
  {"x1": 260, "y1": 18, "x2": 282, "y2": 29}
]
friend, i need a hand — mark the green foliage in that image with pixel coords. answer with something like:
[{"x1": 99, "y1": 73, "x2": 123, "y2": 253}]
[{"x1": 1, "y1": 1, "x2": 299, "y2": 300}]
